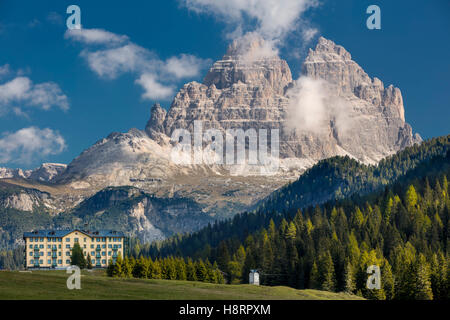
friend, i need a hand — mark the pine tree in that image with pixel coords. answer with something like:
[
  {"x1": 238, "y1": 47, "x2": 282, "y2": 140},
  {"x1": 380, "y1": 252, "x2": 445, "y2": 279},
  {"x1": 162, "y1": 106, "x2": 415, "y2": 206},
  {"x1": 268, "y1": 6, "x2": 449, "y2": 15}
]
[
  {"x1": 106, "y1": 259, "x2": 114, "y2": 277},
  {"x1": 261, "y1": 233, "x2": 273, "y2": 282},
  {"x1": 309, "y1": 262, "x2": 319, "y2": 289},
  {"x1": 343, "y1": 260, "x2": 356, "y2": 293},
  {"x1": 122, "y1": 257, "x2": 133, "y2": 278},
  {"x1": 216, "y1": 242, "x2": 230, "y2": 273},
  {"x1": 186, "y1": 258, "x2": 197, "y2": 281},
  {"x1": 405, "y1": 185, "x2": 418, "y2": 212},
  {"x1": 382, "y1": 260, "x2": 395, "y2": 300},
  {"x1": 318, "y1": 251, "x2": 336, "y2": 292},
  {"x1": 151, "y1": 259, "x2": 162, "y2": 279},
  {"x1": 86, "y1": 253, "x2": 93, "y2": 269},
  {"x1": 70, "y1": 242, "x2": 86, "y2": 269},
  {"x1": 414, "y1": 254, "x2": 433, "y2": 300},
  {"x1": 175, "y1": 258, "x2": 187, "y2": 280},
  {"x1": 112, "y1": 253, "x2": 123, "y2": 278},
  {"x1": 142, "y1": 257, "x2": 151, "y2": 278},
  {"x1": 132, "y1": 257, "x2": 145, "y2": 278},
  {"x1": 196, "y1": 260, "x2": 208, "y2": 282},
  {"x1": 227, "y1": 260, "x2": 242, "y2": 284}
]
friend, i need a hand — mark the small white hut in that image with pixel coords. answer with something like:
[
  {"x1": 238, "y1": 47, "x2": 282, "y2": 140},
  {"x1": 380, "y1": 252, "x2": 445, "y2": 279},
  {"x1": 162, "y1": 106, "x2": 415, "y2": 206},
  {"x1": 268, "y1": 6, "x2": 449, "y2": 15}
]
[{"x1": 249, "y1": 269, "x2": 260, "y2": 285}]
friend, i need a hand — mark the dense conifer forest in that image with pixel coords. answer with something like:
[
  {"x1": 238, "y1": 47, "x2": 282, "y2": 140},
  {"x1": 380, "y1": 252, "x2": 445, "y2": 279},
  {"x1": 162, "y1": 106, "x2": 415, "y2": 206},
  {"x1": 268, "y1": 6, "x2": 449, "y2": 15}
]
[{"x1": 128, "y1": 137, "x2": 450, "y2": 299}]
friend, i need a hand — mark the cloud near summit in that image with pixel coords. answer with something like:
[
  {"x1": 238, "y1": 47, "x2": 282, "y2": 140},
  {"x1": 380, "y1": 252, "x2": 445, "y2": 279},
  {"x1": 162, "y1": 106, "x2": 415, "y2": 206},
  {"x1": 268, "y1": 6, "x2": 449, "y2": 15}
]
[
  {"x1": 65, "y1": 28, "x2": 211, "y2": 100},
  {"x1": 182, "y1": 0, "x2": 319, "y2": 44}
]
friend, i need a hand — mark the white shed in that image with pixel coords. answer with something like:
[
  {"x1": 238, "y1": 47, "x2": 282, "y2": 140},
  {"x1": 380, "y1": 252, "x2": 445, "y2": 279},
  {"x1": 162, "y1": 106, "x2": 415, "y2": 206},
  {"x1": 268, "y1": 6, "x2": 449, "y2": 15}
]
[{"x1": 249, "y1": 269, "x2": 260, "y2": 285}]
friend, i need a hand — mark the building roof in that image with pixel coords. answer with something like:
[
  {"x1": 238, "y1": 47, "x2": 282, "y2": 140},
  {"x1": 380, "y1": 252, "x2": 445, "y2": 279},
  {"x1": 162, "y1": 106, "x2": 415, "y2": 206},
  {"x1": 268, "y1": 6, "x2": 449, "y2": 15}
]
[{"x1": 23, "y1": 229, "x2": 125, "y2": 238}]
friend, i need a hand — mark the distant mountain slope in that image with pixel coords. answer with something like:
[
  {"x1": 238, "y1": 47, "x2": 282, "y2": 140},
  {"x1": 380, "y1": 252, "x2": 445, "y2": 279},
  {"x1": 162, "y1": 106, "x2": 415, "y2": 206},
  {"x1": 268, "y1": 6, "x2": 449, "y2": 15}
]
[
  {"x1": 0, "y1": 181, "x2": 53, "y2": 248},
  {"x1": 149, "y1": 135, "x2": 450, "y2": 259},
  {"x1": 0, "y1": 185, "x2": 211, "y2": 247},
  {"x1": 0, "y1": 163, "x2": 67, "y2": 182},
  {"x1": 54, "y1": 186, "x2": 212, "y2": 242},
  {"x1": 257, "y1": 135, "x2": 449, "y2": 213}
]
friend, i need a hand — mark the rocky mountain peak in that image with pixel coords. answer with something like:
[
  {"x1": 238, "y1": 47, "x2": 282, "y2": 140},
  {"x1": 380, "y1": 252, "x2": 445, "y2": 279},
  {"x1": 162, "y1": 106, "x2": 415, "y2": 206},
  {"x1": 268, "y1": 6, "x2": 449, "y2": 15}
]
[
  {"x1": 145, "y1": 103, "x2": 167, "y2": 143},
  {"x1": 310, "y1": 36, "x2": 352, "y2": 60},
  {"x1": 203, "y1": 36, "x2": 292, "y2": 94},
  {"x1": 302, "y1": 37, "x2": 409, "y2": 125},
  {"x1": 147, "y1": 36, "x2": 420, "y2": 164},
  {"x1": 223, "y1": 35, "x2": 275, "y2": 59},
  {"x1": 0, "y1": 163, "x2": 67, "y2": 182}
]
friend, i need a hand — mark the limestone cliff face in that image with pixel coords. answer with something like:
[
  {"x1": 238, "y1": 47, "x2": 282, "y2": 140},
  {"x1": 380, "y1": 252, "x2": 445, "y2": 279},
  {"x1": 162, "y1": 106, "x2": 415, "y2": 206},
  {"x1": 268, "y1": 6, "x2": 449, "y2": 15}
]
[
  {"x1": 0, "y1": 186, "x2": 51, "y2": 212},
  {"x1": 299, "y1": 37, "x2": 421, "y2": 162},
  {"x1": 147, "y1": 36, "x2": 421, "y2": 164},
  {"x1": 149, "y1": 37, "x2": 291, "y2": 143}
]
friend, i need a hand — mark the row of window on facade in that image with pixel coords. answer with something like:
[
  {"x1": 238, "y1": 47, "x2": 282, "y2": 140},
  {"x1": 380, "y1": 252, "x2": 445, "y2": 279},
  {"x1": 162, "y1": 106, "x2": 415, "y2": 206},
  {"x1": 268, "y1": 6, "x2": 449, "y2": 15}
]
[
  {"x1": 29, "y1": 259, "x2": 110, "y2": 265},
  {"x1": 29, "y1": 244, "x2": 122, "y2": 249},
  {"x1": 30, "y1": 250, "x2": 120, "y2": 257},
  {"x1": 28, "y1": 237, "x2": 123, "y2": 242}
]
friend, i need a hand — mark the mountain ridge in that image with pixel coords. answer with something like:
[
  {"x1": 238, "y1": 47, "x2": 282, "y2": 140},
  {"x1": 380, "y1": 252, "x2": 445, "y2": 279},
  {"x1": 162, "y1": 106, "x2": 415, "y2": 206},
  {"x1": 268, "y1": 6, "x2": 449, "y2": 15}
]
[{"x1": 0, "y1": 36, "x2": 423, "y2": 243}]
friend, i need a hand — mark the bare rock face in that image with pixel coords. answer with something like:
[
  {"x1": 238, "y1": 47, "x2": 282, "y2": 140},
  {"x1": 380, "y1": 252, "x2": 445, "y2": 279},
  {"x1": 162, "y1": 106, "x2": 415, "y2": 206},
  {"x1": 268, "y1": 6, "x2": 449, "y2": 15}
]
[
  {"x1": 145, "y1": 103, "x2": 168, "y2": 144},
  {"x1": 300, "y1": 37, "x2": 421, "y2": 162},
  {"x1": 27, "y1": 163, "x2": 67, "y2": 182},
  {"x1": 159, "y1": 37, "x2": 291, "y2": 141},
  {"x1": 203, "y1": 36, "x2": 292, "y2": 95},
  {"x1": 149, "y1": 36, "x2": 420, "y2": 164},
  {"x1": 0, "y1": 185, "x2": 51, "y2": 212},
  {"x1": 0, "y1": 168, "x2": 30, "y2": 180}
]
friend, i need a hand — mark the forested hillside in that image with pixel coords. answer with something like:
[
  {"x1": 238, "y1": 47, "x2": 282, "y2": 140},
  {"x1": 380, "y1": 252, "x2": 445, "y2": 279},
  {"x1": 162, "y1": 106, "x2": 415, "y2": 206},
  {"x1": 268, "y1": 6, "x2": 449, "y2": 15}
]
[
  {"x1": 142, "y1": 136, "x2": 450, "y2": 259},
  {"x1": 258, "y1": 135, "x2": 450, "y2": 213},
  {"x1": 136, "y1": 138, "x2": 450, "y2": 300}
]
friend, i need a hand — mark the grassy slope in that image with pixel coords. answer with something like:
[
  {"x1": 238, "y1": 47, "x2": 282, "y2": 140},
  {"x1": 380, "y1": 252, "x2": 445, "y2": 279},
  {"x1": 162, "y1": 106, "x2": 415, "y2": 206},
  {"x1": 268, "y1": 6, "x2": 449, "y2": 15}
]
[{"x1": 0, "y1": 270, "x2": 362, "y2": 300}]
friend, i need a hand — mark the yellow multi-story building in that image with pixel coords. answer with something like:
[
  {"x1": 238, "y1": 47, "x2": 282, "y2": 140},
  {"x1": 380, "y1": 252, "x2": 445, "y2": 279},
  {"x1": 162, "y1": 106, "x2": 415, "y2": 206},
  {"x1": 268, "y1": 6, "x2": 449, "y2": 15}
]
[{"x1": 23, "y1": 229, "x2": 125, "y2": 269}]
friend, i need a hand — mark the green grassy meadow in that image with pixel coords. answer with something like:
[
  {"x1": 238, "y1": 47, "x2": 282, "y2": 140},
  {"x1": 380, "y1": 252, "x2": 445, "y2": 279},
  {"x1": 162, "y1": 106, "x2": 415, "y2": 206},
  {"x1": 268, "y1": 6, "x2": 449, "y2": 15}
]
[{"x1": 0, "y1": 270, "x2": 363, "y2": 300}]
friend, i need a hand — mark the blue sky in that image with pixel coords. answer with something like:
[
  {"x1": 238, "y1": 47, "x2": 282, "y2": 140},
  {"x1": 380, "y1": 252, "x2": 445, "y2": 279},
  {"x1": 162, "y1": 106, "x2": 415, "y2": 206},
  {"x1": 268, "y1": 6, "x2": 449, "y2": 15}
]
[{"x1": 0, "y1": 0, "x2": 449, "y2": 169}]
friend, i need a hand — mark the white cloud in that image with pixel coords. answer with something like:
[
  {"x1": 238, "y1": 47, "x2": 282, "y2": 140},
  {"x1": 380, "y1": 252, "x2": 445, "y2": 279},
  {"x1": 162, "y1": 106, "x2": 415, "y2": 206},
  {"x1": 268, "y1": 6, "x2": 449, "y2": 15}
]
[
  {"x1": 135, "y1": 73, "x2": 175, "y2": 100},
  {"x1": 0, "y1": 127, "x2": 66, "y2": 164},
  {"x1": 183, "y1": 0, "x2": 318, "y2": 40},
  {"x1": 81, "y1": 44, "x2": 157, "y2": 79},
  {"x1": 64, "y1": 28, "x2": 129, "y2": 46},
  {"x1": 0, "y1": 76, "x2": 69, "y2": 114},
  {"x1": 286, "y1": 76, "x2": 352, "y2": 135},
  {"x1": 286, "y1": 76, "x2": 328, "y2": 134},
  {"x1": 302, "y1": 27, "x2": 318, "y2": 43},
  {"x1": 66, "y1": 28, "x2": 210, "y2": 101},
  {"x1": 182, "y1": 0, "x2": 319, "y2": 68},
  {"x1": 12, "y1": 107, "x2": 29, "y2": 119},
  {"x1": 164, "y1": 54, "x2": 211, "y2": 79},
  {"x1": 227, "y1": 32, "x2": 279, "y2": 63}
]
